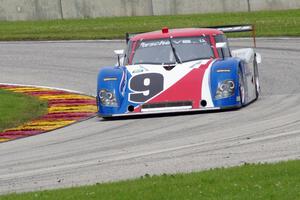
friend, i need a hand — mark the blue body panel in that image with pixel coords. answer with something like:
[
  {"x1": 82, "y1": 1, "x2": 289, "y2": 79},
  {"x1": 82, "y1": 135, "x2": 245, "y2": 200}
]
[
  {"x1": 210, "y1": 58, "x2": 242, "y2": 108},
  {"x1": 97, "y1": 66, "x2": 138, "y2": 117}
]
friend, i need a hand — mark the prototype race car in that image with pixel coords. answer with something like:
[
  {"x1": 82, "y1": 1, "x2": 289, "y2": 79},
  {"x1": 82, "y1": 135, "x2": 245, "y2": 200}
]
[{"x1": 97, "y1": 25, "x2": 261, "y2": 118}]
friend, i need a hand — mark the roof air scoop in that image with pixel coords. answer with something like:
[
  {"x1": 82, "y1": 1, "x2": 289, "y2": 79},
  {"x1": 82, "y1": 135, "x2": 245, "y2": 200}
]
[{"x1": 163, "y1": 64, "x2": 176, "y2": 71}]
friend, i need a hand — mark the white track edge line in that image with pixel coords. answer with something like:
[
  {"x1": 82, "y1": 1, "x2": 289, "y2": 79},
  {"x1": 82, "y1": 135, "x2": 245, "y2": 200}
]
[{"x1": 0, "y1": 82, "x2": 95, "y2": 97}]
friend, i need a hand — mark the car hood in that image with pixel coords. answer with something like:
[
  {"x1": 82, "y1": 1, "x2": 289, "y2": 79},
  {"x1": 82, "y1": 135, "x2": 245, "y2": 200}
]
[{"x1": 123, "y1": 59, "x2": 215, "y2": 111}]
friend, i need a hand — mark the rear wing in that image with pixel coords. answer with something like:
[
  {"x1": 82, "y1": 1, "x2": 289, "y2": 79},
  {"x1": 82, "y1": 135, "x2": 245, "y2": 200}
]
[
  {"x1": 125, "y1": 24, "x2": 257, "y2": 47},
  {"x1": 204, "y1": 24, "x2": 256, "y2": 47}
]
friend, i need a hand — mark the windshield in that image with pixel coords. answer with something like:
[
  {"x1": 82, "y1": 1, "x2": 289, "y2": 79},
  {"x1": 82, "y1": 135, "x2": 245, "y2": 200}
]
[{"x1": 130, "y1": 36, "x2": 214, "y2": 65}]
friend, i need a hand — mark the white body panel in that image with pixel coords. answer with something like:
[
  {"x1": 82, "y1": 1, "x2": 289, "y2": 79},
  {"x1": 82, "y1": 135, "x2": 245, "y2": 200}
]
[{"x1": 232, "y1": 48, "x2": 259, "y2": 104}]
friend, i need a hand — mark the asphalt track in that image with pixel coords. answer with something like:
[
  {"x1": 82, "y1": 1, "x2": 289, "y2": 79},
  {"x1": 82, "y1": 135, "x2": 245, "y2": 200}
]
[{"x1": 0, "y1": 38, "x2": 300, "y2": 194}]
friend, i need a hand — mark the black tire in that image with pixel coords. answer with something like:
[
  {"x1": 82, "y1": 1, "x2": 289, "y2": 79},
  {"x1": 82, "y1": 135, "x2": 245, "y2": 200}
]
[
  {"x1": 238, "y1": 68, "x2": 245, "y2": 106},
  {"x1": 253, "y1": 57, "x2": 260, "y2": 99}
]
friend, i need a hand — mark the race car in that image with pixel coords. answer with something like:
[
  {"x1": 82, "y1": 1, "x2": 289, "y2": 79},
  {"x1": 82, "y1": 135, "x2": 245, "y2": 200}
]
[{"x1": 97, "y1": 25, "x2": 261, "y2": 118}]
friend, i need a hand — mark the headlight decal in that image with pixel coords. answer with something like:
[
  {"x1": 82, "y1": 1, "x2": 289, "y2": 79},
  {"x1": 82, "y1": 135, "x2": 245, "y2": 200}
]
[
  {"x1": 215, "y1": 80, "x2": 235, "y2": 99},
  {"x1": 99, "y1": 89, "x2": 118, "y2": 107}
]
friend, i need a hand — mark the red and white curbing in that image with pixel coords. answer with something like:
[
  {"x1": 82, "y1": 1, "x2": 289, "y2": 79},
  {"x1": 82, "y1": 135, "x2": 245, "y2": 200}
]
[{"x1": 0, "y1": 84, "x2": 97, "y2": 143}]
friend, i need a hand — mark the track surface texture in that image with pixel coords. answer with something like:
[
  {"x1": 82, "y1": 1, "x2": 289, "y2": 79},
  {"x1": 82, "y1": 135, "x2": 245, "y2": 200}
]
[{"x1": 0, "y1": 38, "x2": 299, "y2": 194}]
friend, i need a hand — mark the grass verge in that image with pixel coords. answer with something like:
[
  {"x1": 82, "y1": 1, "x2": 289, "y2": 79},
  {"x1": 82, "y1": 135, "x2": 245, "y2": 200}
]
[
  {"x1": 0, "y1": 89, "x2": 48, "y2": 132},
  {"x1": 1, "y1": 160, "x2": 300, "y2": 200},
  {"x1": 0, "y1": 9, "x2": 299, "y2": 41}
]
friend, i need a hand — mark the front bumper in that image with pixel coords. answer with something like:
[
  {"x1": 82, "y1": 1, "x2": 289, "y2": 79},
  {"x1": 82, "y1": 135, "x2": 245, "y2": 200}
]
[{"x1": 98, "y1": 106, "x2": 224, "y2": 118}]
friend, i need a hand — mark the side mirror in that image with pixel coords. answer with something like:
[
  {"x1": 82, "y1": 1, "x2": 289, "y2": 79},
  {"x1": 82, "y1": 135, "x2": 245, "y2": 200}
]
[
  {"x1": 255, "y1": 53, "x2": 262, "y2": 64},
  {"x1": 114, "y1": 49, "x2": 124, "y2": 66}
]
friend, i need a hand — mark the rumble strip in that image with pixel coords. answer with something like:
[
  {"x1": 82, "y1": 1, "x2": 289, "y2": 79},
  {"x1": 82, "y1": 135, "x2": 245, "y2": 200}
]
[{"x1": 0, "y1": 84, "x2": 97, "y2": 143}]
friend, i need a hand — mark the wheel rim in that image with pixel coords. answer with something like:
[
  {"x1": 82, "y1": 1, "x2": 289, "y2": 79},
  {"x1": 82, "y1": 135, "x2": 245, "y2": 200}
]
[
  {"x1": 240, "y1": 84, "x2": 245, "y2": 104},
  {"x1": 239, "y1": 73, "x2": 245, "y2": 105},
  {"x1": 255, "y1": 76, "x2": 260, "y2": 94}
]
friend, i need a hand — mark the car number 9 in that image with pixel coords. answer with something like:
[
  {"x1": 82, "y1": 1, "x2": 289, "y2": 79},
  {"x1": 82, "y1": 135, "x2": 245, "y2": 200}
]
[{"x1": 129, "y1": 73, "x2": 164, "y2": 103}]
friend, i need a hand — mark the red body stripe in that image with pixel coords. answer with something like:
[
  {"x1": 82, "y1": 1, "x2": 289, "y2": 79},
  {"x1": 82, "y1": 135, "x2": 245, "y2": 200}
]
[{"x1": 136, "y1": 60, "x2": 212, "y2": 110}]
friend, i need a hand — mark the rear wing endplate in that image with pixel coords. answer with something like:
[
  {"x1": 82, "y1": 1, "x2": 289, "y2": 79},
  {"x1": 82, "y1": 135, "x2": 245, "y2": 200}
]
[{"x1": 205, "y1": 24, "x2": 256, "y2": 47}]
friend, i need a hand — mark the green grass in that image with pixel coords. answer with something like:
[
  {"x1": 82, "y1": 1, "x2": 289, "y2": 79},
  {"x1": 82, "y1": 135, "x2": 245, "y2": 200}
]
[
  {"x1": 0, "y1": 9, "x2": 299, "y2": 41},
  {"x1": 0, "y1": 89, "x2": 48, "y2": 132},
  {"x1": 1, "y1": 160, "x2": 300, "y2": 200}
]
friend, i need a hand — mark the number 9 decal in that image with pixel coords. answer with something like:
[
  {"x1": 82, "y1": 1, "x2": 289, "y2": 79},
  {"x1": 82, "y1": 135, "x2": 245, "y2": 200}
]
[{"x1": 129, "y1": 73, "x2": 164, "y2": 103}]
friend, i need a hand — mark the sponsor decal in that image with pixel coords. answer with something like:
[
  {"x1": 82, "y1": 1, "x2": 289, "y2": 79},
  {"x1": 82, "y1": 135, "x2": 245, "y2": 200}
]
[
  {"x1": 139, "y1": 38, "x2": 209, "y2": 48},
  {"x1": 104, "y1": 77, "x2": 117, "y2": 81},
  {"x1": 132, "y1": 66, "x2": 149, "y2": 74},
  {"x1": 217, "y1": 69, "x2": 231, "y2": 73},
  {"x1": 140, "y1": 40, "x2": 170, "y2": 48}
]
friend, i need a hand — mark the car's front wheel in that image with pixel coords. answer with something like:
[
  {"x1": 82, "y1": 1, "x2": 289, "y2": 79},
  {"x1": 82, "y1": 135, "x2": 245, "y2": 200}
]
[
  {"x1": 239, "y1": 68, "x2": 245, "y2": 106},
  {"x1": 254, "y1": 58, "x2": 260, "y2": 99}
]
